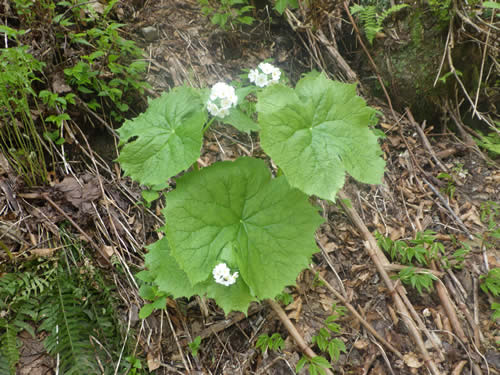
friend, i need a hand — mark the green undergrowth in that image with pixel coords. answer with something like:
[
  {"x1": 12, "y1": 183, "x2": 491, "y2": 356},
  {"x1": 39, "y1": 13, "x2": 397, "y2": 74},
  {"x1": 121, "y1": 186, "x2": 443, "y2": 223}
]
[
  {"x1": 0, "y1": 0, "x2": 149, "y2": 185},
  {"x1": 350, "y1": 3, "x2": 409, "y2": 45},
  {"x1": 376, "y1": 230, "x2": 471, "y2": 294},
  {"x1": 0, "y1": 232, "x2": 138, "y2": 375},
  {"x1": 197, "y1": 0, "x2": 299, "y2": 30},
  {"x1": 0, "y1": 36, "x2": 49, "y2": 186}
]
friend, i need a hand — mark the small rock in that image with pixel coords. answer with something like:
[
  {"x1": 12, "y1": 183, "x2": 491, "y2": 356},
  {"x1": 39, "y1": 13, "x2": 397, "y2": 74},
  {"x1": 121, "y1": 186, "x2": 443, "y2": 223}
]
[{"x1": 141, "y1": 26, "x2": 159, "y2": 42}]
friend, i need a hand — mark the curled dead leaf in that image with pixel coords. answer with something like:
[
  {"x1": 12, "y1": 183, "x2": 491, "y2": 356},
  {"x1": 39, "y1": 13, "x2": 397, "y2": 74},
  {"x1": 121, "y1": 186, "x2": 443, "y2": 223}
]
[
  {"x1": 147, "y1": 351, "x2": 161, "y2": 371},
  {"x1": 403, "y1": 352, "x2": 424, "y2": 368},
  {"x1": 55, "y1": 174, "x2": 101, "y2": 213},
  {"x1": 51, "y1": 71, "x2": 72, "y2": 94},
  {"x1": 403, "y1": 352, "x2": 423, "y2": 368},
  {"x1": 101, "y1": 245, "x2": 115, "y2": 258},
  {"x1": 285, "y1": 296, "x2": 302, "y2": 321},
  {"x1": 353, "y1": 338, "x2": 370, "y2": 350}
]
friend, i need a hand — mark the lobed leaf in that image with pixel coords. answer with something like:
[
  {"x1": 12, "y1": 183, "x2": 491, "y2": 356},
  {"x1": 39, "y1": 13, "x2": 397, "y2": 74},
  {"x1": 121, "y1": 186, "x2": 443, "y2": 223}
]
[
  {"x1": 144, "y1": 237, "x2": 199, "y2": 299},
  {"x1": 257, "y1": 72, "x2": 385, "y2": 201},
  {"x1": 117, "y1": 86, "x2": 206, "y2": 186},
  {"x1": 145, "y1": 231, "x2": 255, "y2": 314},
  {"x1": 163, "y1": 157, "x2": 323, "y2": 312}
]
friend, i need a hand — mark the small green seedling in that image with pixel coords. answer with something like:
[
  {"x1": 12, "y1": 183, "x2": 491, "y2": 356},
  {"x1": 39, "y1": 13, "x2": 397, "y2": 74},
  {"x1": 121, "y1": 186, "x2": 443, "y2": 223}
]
[
  {"x1": 310, "y1": 303, "x2": 347, "y2": 363},
  {"x1": 396, "y1": 267, "x2": 437, "y2": 295},
  {"x1": 256, "y1": 333, "x2": 284, "y2": 354},
  {"x1": 141, "y1": 190, "x2": 160, "y2": 208},
  {"x1": 274, "y1": 0, "x2": 298, "y2": 14},
  {"x1": 198, "y1": 0, "x2": 254, "y2": 30},
  {"x1": 376, "y1": 230, "x2": 445, "y2": 267},
  {"x1": 188, "y1": 336, "x2": 202, "y2": 357},
  {"x1": 136, "y1": 271, "x2": 168, "y2": 319},
  {"x1": 125, "y1": 356, "x2": 143, "y2": 375},
  {"x1": 491, "y1": 302, "x2": 500, "y2": 321},
  {"x1": 296, "y1": 355, "x2": 332, "y2": 375},
  {"x1": 480, "y1": 268, "x2": 500, "y2": 297},
  {"x1": 275, "y1": 292, "x2": 294, "y2": 306},
  {"x1": 312, "y1": 328, "x2": 346, "y2": 362},
  {"x1": 350, "y1": 4, "x2": 409, "y2": 44},
  {"x1": 437, "y1": 172, "x2": 456, "y2": 199}
]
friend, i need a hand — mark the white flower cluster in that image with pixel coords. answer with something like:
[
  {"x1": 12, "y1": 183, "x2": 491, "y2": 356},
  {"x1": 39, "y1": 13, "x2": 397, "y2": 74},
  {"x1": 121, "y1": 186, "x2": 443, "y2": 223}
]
[
  {"x1": 206, "y1": 82, "x2": 238, "y2": 119},
  {"x1": 248, "y1": 62, "x2": 281, "y2": 88},
  {"x1": 212, "y1": 263, "x2": 239, "y2": 286}
]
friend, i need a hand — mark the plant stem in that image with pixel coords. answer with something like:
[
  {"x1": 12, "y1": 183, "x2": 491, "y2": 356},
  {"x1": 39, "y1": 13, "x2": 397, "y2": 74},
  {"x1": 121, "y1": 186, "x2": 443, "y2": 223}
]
[{"x1": 202, "y1": 117, "x2": 216, "y2": 135}]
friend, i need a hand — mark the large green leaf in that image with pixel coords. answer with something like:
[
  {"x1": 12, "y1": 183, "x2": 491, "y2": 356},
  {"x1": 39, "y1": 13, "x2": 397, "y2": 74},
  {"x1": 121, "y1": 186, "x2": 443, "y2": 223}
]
[
  {"x1": 196, "y1": 271, "x2": 256, "y2": 314},
  {"x1": 117, "y1": 86, "x2": 206, "y2": 186},
  {"x1": 144, "y1": 237, "x2": 198, "y2": 299},
  {"x1": 145, "y1": 238, "x2": 256, "y2": 313},
  {"x1": 257, "y1": 72, "x2": 385, "y2": 201},
  {"x1": 164, "y1": 157, "x2": 323, "y2": 309}
]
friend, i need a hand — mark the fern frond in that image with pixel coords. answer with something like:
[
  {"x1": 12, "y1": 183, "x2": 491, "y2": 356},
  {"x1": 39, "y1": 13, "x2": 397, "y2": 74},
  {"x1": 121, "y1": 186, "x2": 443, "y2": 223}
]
[
  {"x1": 0, "y1": 274, "x2": 18, "y2": 300},
  {"x1": 349, "y1": 4, "x2": 365, "y2": 15},
  {"x1": 39, "y1": 276, "x2": 99, "y2": 375},
  {"x1": 350, "y1": 5, "x2": 381, "y2": 44},
  {"x1": 381, "y1": 4, "x2": 409, "y2": 23},
  {"x1": 0, "y1": 352, "x2": 12, "y2": 375},
  {"x1": 0, "y1": 318, "x2": 19, "y2": 375}
]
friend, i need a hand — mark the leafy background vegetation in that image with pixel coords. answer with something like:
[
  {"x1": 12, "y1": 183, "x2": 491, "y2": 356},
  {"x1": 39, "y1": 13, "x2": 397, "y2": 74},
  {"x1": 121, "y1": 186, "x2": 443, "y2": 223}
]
[
  {"x1": 0, "y1": 234, "x2": 133, "y2": 374},
  {"x1": 0, "y1": 1, "x2": 147, "y2": 373}
]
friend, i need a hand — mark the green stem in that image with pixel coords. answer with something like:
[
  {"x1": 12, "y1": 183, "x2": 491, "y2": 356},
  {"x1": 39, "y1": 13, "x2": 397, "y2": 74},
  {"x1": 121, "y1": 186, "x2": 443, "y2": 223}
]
[{"x1": 202, "y1": 117, "x2": 216, "y2": 135}]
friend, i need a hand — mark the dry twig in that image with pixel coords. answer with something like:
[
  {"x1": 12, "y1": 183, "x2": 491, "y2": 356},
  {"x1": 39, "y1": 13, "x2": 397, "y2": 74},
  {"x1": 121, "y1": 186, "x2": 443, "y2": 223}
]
[
  {"x1": 311, "y1": 267, "x2": 404, "y2": 360},
  {"x1": 407, "y1": 109, "x2": 448, "y2": 173},
  {"x1": 337, "y1": 190, "x2": 442, "y2": 375},
  {"x1": 266, "y1": 299, "x2": 335, "y2": 375},
  {"x1": 431, "y1": 261, "x2": 468, "y2": 344}
]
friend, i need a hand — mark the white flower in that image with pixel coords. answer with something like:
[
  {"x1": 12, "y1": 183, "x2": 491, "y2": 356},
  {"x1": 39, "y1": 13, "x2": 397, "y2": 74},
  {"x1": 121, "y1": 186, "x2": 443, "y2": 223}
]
[
  {"x1": 230, "y1": 93, "x2": 238, "y2": 106},
  {"x1": 218, "y1": 107, "x2": 230, "y2": 118},
  {"x1": 271, "y1": 68, "x2": 281, "y2": 83},
  {"x1": 213, "y1": 263, "x2": 230, "y2": 279},
  {"x1": 222, "y1": 271, "x2": 238, "y2": 286},
  {"x1": 206, "y1": 101, "x2": 220, "y2": 117},
  {"x1": 212, "y1": 263, "x2": 239, "y2": 286},
  {"x1": 259, "y1": 62, "x2": 275, "y2": 74},
  {"x1": 255, "y1": 73, "x2": 269, "y2": 88},
  {"x1": 220, "y1": 93, "x2": 237, "y2": 109},
  {"x1": 248, "y1": 69, "x2": 259, "y2": 83},
  {"x1": 220, "y1": 97, "x2": 232, "y2": 109},
  {"x1": 250, "y1": 62, "x2": 281, "y2": 87},
  {"x1": 210, "y1": 82, "x2": 230, "y2": 100},
  {"x1": 207, "y1": 82, "x2": 238, "y2": 118}
]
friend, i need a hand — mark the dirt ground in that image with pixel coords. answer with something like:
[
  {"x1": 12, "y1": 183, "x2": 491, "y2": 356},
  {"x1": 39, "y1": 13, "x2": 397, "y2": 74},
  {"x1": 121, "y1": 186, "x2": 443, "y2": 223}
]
[{"x1": 1, "y1": 0, "x2": 499, "y2": 374}]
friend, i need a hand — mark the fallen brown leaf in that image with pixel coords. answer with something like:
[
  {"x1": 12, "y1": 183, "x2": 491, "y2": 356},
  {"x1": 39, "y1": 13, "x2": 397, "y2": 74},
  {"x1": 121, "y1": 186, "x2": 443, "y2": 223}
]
[{"x1": 403, "y1": 352, "x2": 423, "y2": 368}]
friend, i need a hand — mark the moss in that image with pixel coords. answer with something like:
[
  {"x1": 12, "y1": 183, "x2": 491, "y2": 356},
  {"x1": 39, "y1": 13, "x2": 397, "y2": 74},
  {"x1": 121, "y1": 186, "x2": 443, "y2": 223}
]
[{"x1": 364, "y1": 11, "x2": 448, "y2": 120}]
